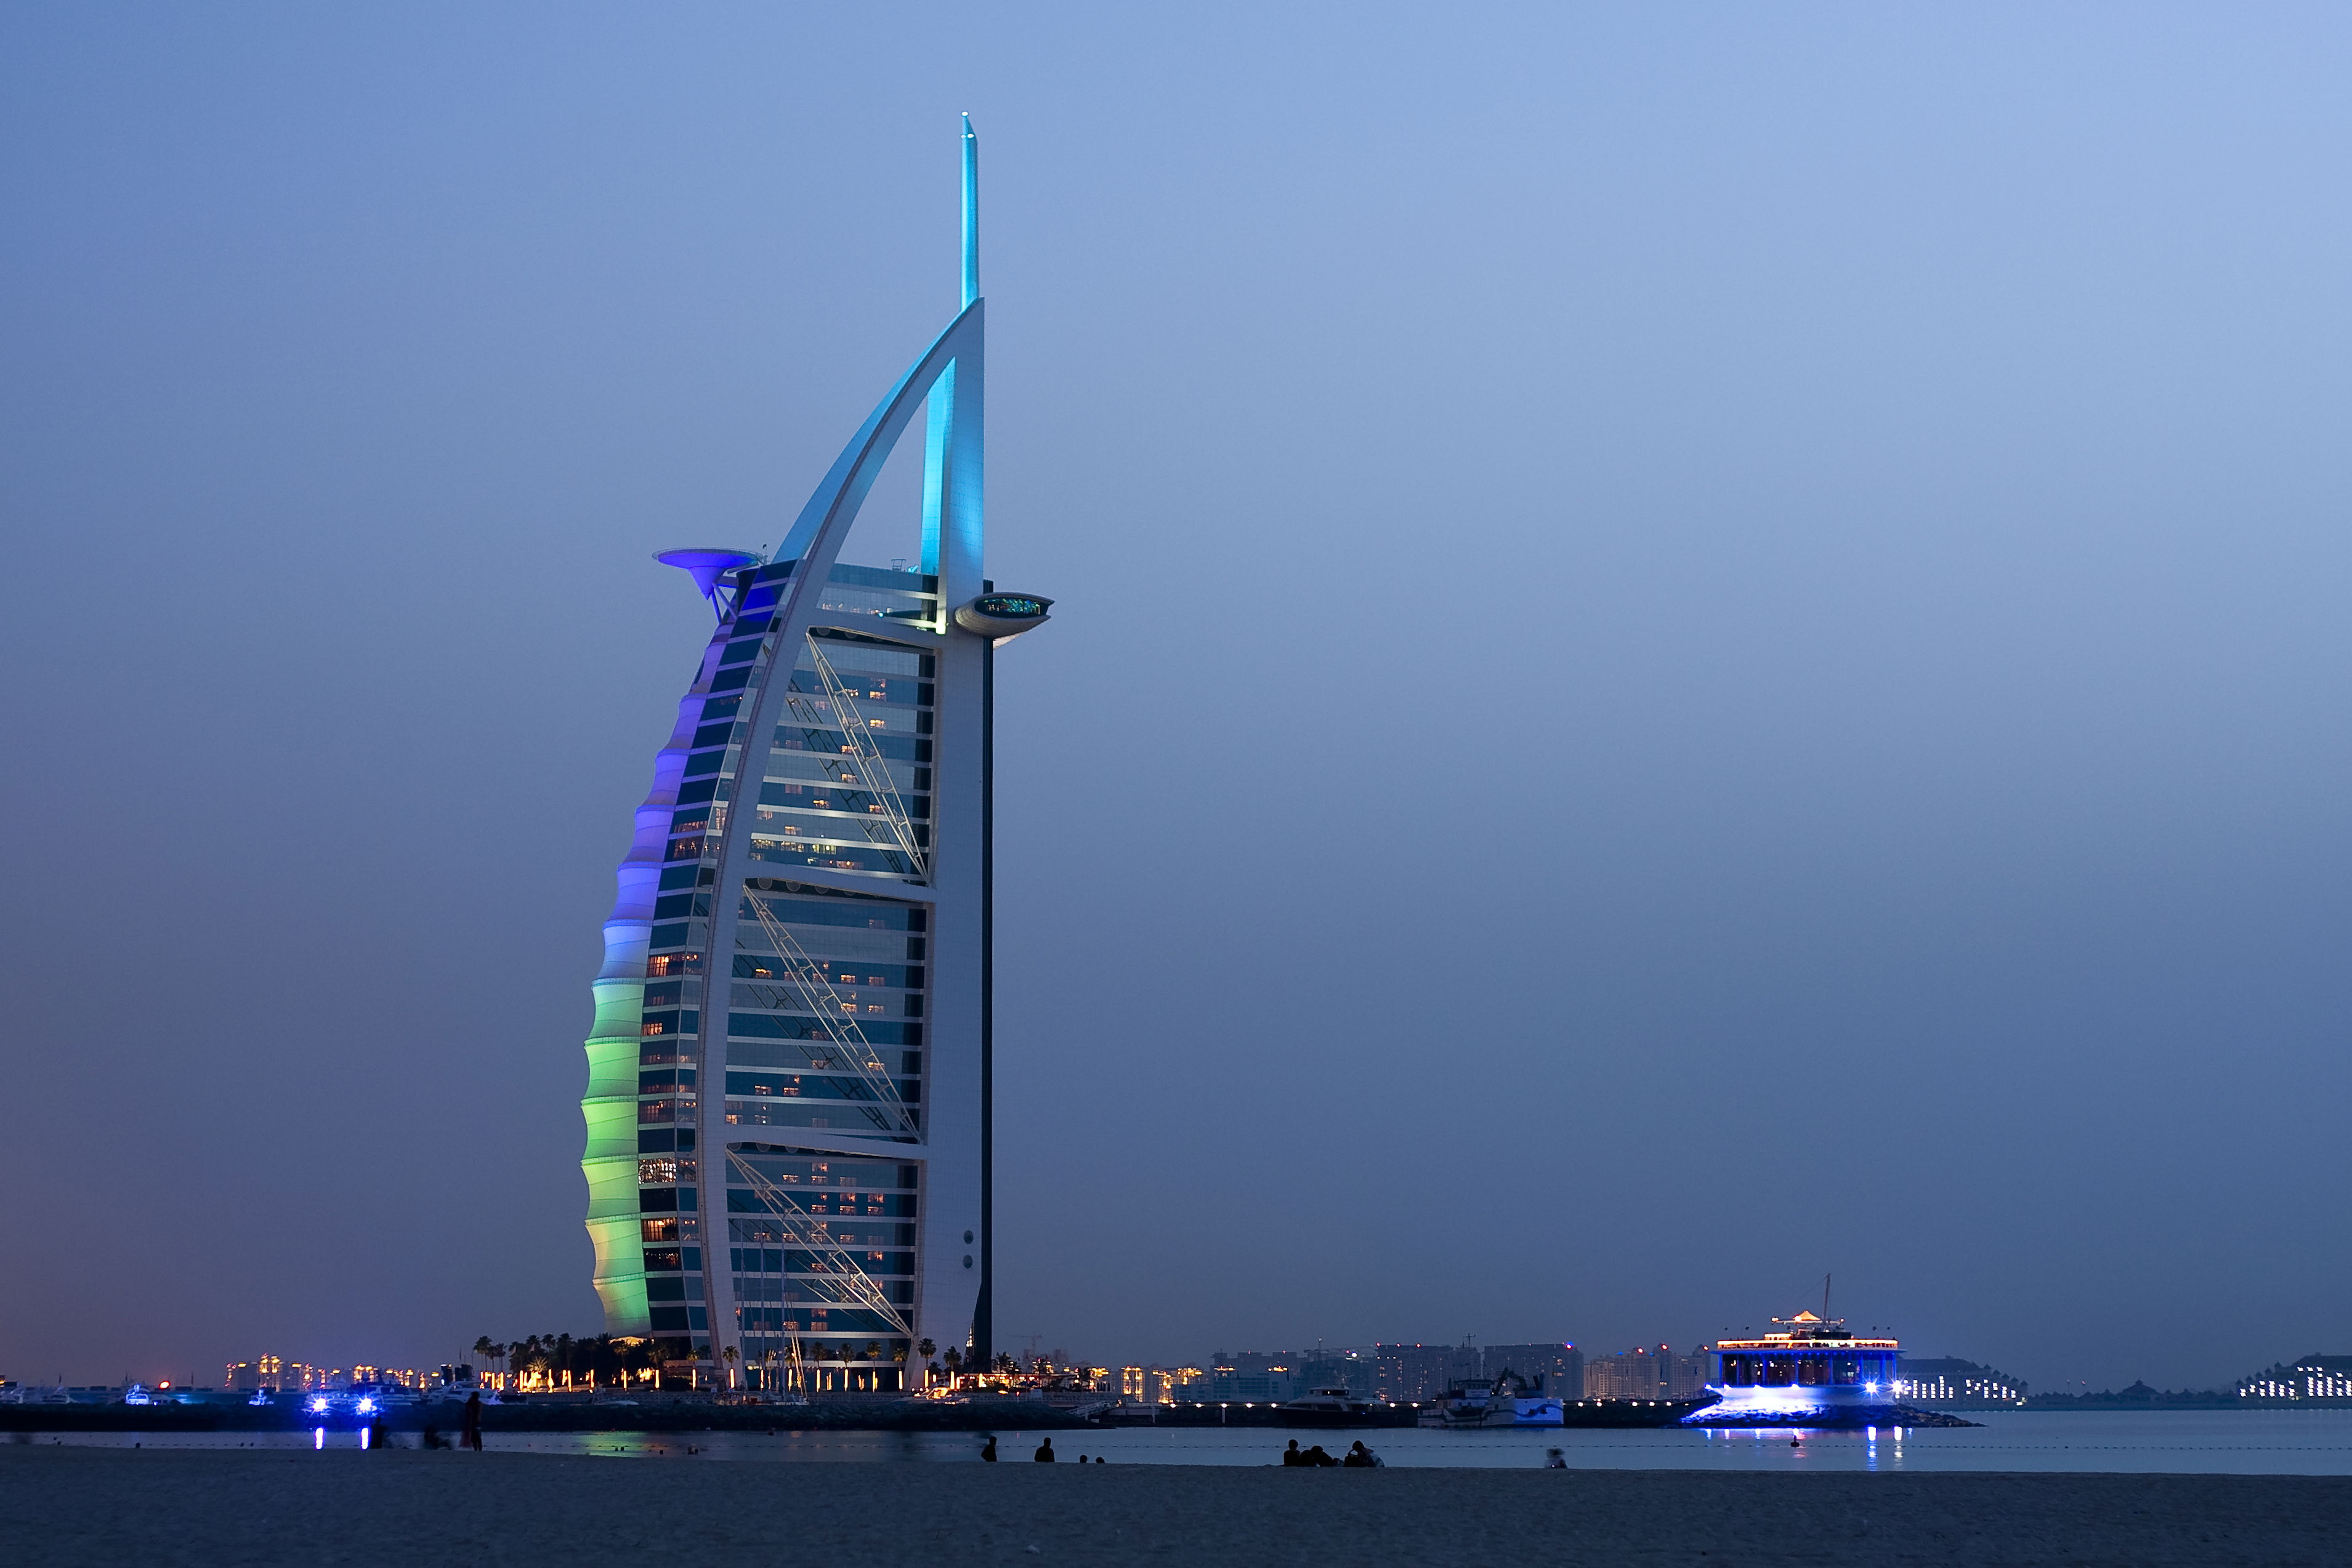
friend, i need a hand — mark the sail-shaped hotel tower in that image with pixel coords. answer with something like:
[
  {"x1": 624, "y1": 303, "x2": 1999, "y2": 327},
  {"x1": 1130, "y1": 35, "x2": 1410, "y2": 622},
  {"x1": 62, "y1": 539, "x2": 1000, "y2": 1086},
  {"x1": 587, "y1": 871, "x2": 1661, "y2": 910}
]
[{"x1": 580, "y1": 119, "x2": 1045, "y2": 1389}]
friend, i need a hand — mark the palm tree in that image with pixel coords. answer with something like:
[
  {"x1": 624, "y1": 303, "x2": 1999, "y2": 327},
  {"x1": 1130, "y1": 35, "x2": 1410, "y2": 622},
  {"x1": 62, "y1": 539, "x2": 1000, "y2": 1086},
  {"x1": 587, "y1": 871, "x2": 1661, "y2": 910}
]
[
  {"x1": 471, "y1": 1337, "x2": 494, "y2": 1380},
  {"x1": 722, "y1": 1345, "x2": 739, "y2": 1390},
  {"x1": 916, "y1": 1338, "x2": 937, "y2": 1390}
]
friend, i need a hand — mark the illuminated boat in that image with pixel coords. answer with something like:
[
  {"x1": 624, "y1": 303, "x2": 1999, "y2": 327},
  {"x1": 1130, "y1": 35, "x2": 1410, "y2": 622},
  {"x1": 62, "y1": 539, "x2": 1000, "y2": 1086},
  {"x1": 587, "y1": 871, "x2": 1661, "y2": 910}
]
[{"x1": 1682, "y1": 1310, "x2": 1905, "y2": 1427}]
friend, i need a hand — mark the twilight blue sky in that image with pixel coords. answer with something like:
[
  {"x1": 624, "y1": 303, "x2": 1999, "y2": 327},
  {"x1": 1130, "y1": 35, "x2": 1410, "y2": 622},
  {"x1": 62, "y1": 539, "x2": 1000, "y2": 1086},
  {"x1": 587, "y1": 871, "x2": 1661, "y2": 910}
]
[{"x1": 3, "y1": 3, "x2": 2350, "y2": 1391}]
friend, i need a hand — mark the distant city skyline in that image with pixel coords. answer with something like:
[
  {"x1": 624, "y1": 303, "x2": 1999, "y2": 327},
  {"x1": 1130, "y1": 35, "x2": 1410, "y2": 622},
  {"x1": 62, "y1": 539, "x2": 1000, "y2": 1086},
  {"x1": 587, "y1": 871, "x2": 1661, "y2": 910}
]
[{"x1": 17, "y1": 1333, "x2": 2334, "y2": 1416}]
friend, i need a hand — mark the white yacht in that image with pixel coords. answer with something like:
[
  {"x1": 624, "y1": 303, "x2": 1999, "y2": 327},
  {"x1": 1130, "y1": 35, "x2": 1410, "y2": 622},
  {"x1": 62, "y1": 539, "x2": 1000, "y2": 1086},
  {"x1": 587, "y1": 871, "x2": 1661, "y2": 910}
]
[{"x1": 1684, "y1": 1310, "x2": 1901, "y2": 1426}]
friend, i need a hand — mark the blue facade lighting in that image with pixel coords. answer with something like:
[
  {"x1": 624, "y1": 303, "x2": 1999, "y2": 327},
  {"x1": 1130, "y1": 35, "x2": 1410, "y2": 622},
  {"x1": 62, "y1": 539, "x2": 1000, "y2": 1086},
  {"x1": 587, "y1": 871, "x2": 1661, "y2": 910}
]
[{"x1": 1684, "y1": 1310, "x2": 1907, "y2": 1428}]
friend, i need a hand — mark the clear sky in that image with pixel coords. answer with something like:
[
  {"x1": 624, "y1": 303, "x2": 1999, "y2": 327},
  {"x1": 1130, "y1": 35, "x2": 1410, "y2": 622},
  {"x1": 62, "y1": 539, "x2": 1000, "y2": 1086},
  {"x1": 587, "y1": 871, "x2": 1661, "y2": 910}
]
[{"x1": 3, "y1": 3, "x2": 2348, "y2": 1393}]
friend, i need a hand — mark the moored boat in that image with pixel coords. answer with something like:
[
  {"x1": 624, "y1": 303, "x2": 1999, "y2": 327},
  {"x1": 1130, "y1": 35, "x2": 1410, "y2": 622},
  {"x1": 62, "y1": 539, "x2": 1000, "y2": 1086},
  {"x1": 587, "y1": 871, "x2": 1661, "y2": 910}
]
[
  {"x1": 1432, "y1": 1370, "x2": 1565, "y2": 1428},
  {"x1": 1275, "y1": 1386, "x2": 1387, "y2": 1426}
]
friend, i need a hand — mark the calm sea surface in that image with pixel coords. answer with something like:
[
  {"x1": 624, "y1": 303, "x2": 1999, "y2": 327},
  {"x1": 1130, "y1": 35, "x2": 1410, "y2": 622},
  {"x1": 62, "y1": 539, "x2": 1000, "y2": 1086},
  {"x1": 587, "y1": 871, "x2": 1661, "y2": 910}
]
[{"x1": 30, "y1": 1411, "x2": 2352, "y2": 1474}]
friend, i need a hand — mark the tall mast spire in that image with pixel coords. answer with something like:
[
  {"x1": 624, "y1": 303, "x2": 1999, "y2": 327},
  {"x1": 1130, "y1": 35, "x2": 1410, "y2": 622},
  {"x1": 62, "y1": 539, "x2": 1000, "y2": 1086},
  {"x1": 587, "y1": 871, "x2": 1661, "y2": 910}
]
[
  {"x1": 921, "y1": 116, "x2": 984, "y2": 580},
  {"x1": 961, "y1": 113, "x2": 979, "y2": 308}
]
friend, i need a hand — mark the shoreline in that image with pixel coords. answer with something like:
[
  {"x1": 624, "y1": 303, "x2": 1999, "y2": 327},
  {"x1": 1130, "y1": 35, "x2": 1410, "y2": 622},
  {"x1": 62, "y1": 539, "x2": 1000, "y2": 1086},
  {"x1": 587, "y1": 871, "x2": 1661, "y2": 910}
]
[{"x1": 0, "y1": 1396, "x2": 1719, "y2": 1435}]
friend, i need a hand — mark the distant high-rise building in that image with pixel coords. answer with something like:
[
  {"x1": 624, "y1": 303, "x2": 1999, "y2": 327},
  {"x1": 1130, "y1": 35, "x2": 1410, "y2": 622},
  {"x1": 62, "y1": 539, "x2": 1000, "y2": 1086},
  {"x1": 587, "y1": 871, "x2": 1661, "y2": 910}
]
[
  {"x1": 1373, "y1": 1343, "x2": 1482, "y2": 1403},
  {"x1": 1482, "y1": 1343, "x2": 1584, "y2": 1399},
  {"x1": 1367, "y1": 1341, "x2": 1583, "y2": 1401},
  {"x1": 224, "y1": 1354, "x2": 294, "y2": 1392},
  {"x1": 1176, "y1": 1351, "x2": 1307, "y2": 1404},
  {"x1": 1583, "y1": 1344, "x2": 1710, "y2": 1399},
  {"x1": 1297, "y1": 1347, "x2": 1382, "y2": 1397},
  {"x1": 578, "y1": 119, "x2": 1049, "y2": 1390}
]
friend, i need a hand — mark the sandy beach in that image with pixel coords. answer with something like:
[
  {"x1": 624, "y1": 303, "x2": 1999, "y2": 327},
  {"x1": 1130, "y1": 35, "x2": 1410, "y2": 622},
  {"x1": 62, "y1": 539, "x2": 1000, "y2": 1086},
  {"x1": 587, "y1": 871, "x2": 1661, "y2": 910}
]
[{"x1": 4, "y1": 1445, "x2": 2348, "y2": 1567}]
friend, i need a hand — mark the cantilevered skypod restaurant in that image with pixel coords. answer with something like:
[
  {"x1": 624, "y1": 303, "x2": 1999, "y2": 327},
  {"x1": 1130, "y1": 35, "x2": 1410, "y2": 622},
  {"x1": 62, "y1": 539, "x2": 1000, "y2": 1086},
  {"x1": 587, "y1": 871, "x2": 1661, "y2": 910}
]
[{"x1": 580, "y1": 119, "x2": 1049, "y2": 1391}]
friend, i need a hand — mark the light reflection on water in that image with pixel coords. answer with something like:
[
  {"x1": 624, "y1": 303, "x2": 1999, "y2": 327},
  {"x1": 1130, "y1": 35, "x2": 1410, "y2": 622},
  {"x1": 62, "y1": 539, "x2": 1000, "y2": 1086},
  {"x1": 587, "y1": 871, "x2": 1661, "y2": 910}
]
[{"x1": 25, "y1": 1412, "x2": 2352, "y2": 1474}]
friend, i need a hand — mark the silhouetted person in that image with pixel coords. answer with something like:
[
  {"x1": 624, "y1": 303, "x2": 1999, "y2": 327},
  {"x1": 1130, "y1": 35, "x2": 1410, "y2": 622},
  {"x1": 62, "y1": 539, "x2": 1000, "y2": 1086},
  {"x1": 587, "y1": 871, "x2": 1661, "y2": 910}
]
[
  {"x1": 980, "y1": 1436, "x2": 998, "y2": 1461},
  {"x1": 421, "y1": 1428, "x2": 446, "y2": 1450},
  {"x1": 1545, "y1": 1447, "x2": 1566, "y2": 1469},
  {"x1": 1033, "y1": 1437, "x2": 1056, "y2": 1462},
  {"x1": 1307, "y1": 1444, "x2": 1337, "y2": 1467},
  {"x1": 1282, "y1": 1439, "x2": 1303, "y2": 1467},
  {"x1": 1343, "y1": 1441, "x2": 1376, "y2": 1468},
  {"x1": 461, "y1": 1392, "x2": 483, "y2": 1451},
  {"x1": 1094, "y1": 1457, "x2": 1105, "y2": 1464}
]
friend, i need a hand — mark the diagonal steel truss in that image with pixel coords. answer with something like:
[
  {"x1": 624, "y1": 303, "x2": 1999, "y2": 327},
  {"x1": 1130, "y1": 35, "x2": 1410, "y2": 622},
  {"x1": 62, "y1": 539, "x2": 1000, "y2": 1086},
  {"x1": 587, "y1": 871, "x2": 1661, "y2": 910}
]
[
  {"x1": 783, "y1": 636, "x2": 927, "y2": 879},
  {"x1": 725, "y1": 1147, "x2": 911, "y2": 1342},
  {"x1": 736, "y1": 890, "x2": 919, "y2": 1139}
]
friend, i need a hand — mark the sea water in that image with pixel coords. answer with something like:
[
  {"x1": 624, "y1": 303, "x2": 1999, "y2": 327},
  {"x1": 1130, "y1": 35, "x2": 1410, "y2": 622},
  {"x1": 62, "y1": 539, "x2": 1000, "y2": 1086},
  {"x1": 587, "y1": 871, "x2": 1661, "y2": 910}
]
[{"x1": 31, "y1": 1410, "x2": 2352, "y2": 1474}]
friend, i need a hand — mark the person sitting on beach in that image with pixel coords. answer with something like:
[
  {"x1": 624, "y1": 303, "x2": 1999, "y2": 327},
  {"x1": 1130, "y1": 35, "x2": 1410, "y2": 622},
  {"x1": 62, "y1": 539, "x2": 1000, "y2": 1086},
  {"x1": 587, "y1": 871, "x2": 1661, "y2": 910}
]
[
  {"x1": 1033, "y1": 1437, "x2": 1056, "y2": 1462},
  {"x1": 980, "y1": 1437, "x2": 998, "y2": 1462},
  {"x1": 1306, "y1": 1444, "x2": 1338, "y2": 1467},
  {"x1": 1281, "y1": 1439, "x2": 1303, "y2": 1467},
  {"x1": 1544, "y1": 1448, "x2": 1567, "y2": 1469},
  {"x1": 1341, "y1": 1441, "x2": 1378, "y2": 1468}
]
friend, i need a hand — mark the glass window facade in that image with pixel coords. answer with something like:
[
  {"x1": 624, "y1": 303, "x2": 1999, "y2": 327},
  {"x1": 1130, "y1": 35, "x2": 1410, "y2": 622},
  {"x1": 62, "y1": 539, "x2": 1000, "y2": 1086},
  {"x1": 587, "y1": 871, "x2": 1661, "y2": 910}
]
[
  {"x1": 1716, "y1": 1351, "x2": 1896, "y2": 1386},
  {"x1": 586, "y1": 562, "x2": 941, "y2": 1384},
  {"x1": 748, "y1": 634, "x2": 934, "y2": 882},
  {"x1": 727, "y1": 1147, "x2": 921, "y2": 1389}
]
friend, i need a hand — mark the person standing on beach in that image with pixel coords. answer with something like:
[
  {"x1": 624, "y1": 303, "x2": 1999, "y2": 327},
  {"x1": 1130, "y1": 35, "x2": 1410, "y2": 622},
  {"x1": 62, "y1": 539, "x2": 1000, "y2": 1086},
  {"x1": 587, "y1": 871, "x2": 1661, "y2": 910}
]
[
  {"x1": 980, "y1": 1436, "x2": 998, "y2": 1462},
  {"x1": 461, "y1": 1392, "x2": 483, "y2": 1452},
  {"x1": 1033, "y1": 1437, "x2": 1056, "y2": 1462}
]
